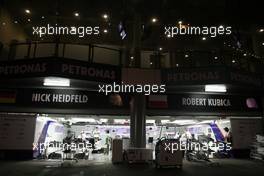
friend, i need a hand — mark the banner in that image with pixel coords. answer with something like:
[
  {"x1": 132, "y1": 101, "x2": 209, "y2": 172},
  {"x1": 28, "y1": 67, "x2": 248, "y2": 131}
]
[
  {"x1": 0, "y1": 58, "x2": 121, "y2": 83},
  {"x1": 0, "y1": 89, "x2": 130, "y2": 110},
  {"x1": 148, "y1": 94, "x2": 262, "y2": 113}
]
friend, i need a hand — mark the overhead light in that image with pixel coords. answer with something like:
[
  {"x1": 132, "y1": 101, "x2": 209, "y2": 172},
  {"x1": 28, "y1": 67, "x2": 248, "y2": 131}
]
[
  {"x1": 161, "y1": 120, "x2": 170, "y2": 124},
  {"x1": 259, "y1": 29, "x2": 264, "y2": 32},
  {"x1": 262, "y1": 42, "x2": 264, "y2": 46},
  {"x1": 167, "y1": 34, "x2": 171, "y2": 38},
  {"x1": 41, "y1": 16, "x2": 45, "y2": 19},
  {"x1": 14, "y1": 20, "x2": 18, "y2": 24},
  {"x1": 2, "y1": 22, "x2": 6, "y2": 26},
  {"x1": 114, "y1": 119, "x2": 129, "y2": 124},
  {"x1": 205, "y1": 84, "x2": 227, "y2": 93},
  {"x1": 159, "y1": 47, "x2": 163, "y2": 51},
  {"x1": 202, "y1": 37, "x2": 207, "y2": 41},
  {"x1": 185, "y1": 54, "x2": 189, "y2": 58},
  {"x1": 43, "y1": 77, "x2": 70, "y2": 87},
  {"x1": 150, "y1": 62, "x2": 153, "y2": 65},
  {"x1": 146, "y1": 120, "x2": 155, "y2": 123},
  {"x1": 103, "y1": 29, "x2": 108, "y2": 33},
  {"x1": 176, "y1": 63, "x2": 179, "y2": 67},
  {"x1": 178, "y1": 20, "x2": 182, "y2": 24},
  {"x1": 100, "y1": 119, "x2": 108, "y2": 123},
  {"x1": 214, "y1": 56, "x2": 218, "y2": 60},
  {"x1": 74, "y1": 12, "x2": 79, "y2": 17},
  {"x1": 151, "y1": 18, "x2": 157, "y2": 23},
  {"x1": 25, "y1": 9, "x2": 31, "y2": 14},
  {"x1": 27, "y1": 18, "x2": 31, "y2": 22},
  {"x1": 102, "y1": 14, "x2": 109, "y2": 19},
  {"x1": 130, "y1": 56, "x2": 134, "y2": 59},
  {"x1": 243, "y1": 53, "x2": 247, "y2": 56},
  {"x1": 232, "y1": 59, "x2": 236, "y2": 63}
]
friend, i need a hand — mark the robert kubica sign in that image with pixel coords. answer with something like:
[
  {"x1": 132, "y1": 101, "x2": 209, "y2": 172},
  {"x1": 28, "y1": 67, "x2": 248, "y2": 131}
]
[
  {"x1": 182, "y1": 97, "x2": 231, "y2": 107},
  {"x1": 168, "y1": 94, "x2": 261, "y2": 113},
  {"x1": 148, "y1": 94, "x2": 262, "y2": 114}
]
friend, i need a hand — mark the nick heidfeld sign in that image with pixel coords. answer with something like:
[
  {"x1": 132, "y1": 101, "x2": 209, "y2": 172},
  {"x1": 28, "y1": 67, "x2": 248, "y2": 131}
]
[{"x1": 32, "y1": 93, "x2": 88, "y2": 103}]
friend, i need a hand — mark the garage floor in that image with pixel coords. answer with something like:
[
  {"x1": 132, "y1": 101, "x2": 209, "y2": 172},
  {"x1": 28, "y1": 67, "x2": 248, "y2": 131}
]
[{"x1": 1, "y1": 158, "x2": 264, "y2": 176}]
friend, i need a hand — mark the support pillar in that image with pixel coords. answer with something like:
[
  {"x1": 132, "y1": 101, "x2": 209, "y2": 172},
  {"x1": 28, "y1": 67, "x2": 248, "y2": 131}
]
[{"x1": 130, "y1": 94, "x2": 146, "y2": 148}]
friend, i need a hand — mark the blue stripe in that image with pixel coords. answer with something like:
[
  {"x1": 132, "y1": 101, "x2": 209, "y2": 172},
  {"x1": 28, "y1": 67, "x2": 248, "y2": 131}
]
[{"x1": 209, "y1": 122, "x2": 224, "y2": 142}]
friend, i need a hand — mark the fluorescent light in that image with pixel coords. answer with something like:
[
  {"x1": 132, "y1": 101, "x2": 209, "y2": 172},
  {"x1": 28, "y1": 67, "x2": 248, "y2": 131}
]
[
  {"x1": 161, "y1": 120, "x2": 170, "y2": 124},
  {"x1": 146, "y1": 120, "x2": 155, "y2": 123},
  {"x1": 100, "y1": 119, "x2": 108, "y2": 123},
  {"x1": 43, "y1": 77, "x2": 70, "y2": 87},
  {"x1": 205, "y1": 84, "x2": 226, "y2": 92}
]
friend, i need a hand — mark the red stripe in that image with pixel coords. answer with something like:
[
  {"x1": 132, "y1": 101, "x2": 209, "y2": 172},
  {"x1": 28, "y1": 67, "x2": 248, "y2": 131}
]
[
  {"x1": 149, "y1": 101, "x2": 168, "y2": 108},
  {"x1": 0, "y1": 91, "x2": 16, "y2": 98}
]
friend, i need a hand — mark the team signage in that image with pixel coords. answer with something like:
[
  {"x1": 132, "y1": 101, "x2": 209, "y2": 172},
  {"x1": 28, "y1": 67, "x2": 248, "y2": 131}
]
[
  {"x1": 0, "y1": 89, "x2": 130, "y2": 110},
  {"x1": 0, "y1": 58, "x2": 121, "y2": 83},
  {"x1": 147, "y1": 94, "x2": 262, "y2": 114},
  {"x1": 161, "y1": 67, "x2": 262, "y2": 87},
  {"x1": 182, "y1": 97, "x2": 231, "y2": 107},
  {"x1": 32, "y1": 93, "x2": 88, "y2": 103}
]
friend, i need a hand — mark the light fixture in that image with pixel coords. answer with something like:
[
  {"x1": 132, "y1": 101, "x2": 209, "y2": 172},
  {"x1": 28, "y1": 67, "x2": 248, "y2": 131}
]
[
  {"x1": 161, "y1": 120, "x2": 170, "y2": 124},
  {"x1": 74, "y1": 12, "x2": 79, "y2": 17},
  {"x1": 167, "y1": 34, "x2": 171, "y2": 38},
  {"x1": 25, "y1": 9, "x2": 31, "y2": 14},
  {"x1": 159, "y1": 47, "x2": 163, "y2": 51},
  {"x1": 146, "y1": 120, "x2": 155, "y2": 124},
  {"x1": 178, "y1": 20, "x2": 182, "y2": 24},
  {"x1": 202, "y1": 37, "x2": 206, "y2": 41},
  {"x1": 259, "y1": 29, "x2": 264, "y2": 32},
  {"x1": 151, "y1": 18, "x2": 157, "y2": 23},
  {"x1": 150, "y1": 62, "x2": 153, "y2": 65},
  {"x1": 232, "y1": 59, "x2": 236, "y2": 63},
  {"x1": 102, "y1": 14, "x2": 109, "y2": 19},
  {"x1": 185, "y1": 54, "x2": 189, "y2": 58},
  {"x1": 27, "y1": 18, "x2": 31, "y2": 22},
  {"x1": 2, "y1": 22, "x2": 6, "y2": 26},
  {"x1": 41, "y1": 16, "x2": 45, "y2": 19},
  {"x1": 103, "y1": 29, "x2": 108, "y2": 33},
  {"x1": 243, "y1": 53, "x2": 247, "y2": 56},
  {"x1": 205, "y1": 84, "x2": 227, "y2": 93},
  {"x1": 130, "y1": 56, "x2": 134, "y2": 60},
  {"x1": 43, "y1": 77, "x2": 70, "y2": 87},
  {"x1": 100, "y1": 119, "x2": 108, "y2": 123},
  {"x1": 214, "y1": 56, "x2": 218, "y2": 60},
  {"x1": 14, "y1": 20, "x2": 18, "y2": 24},
  {"x1": 262, "y1": 42, "x2": 264, "y2": 46},
  {"x1": 176, "y1": 64, "x2": 179, "y2": 67}
]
